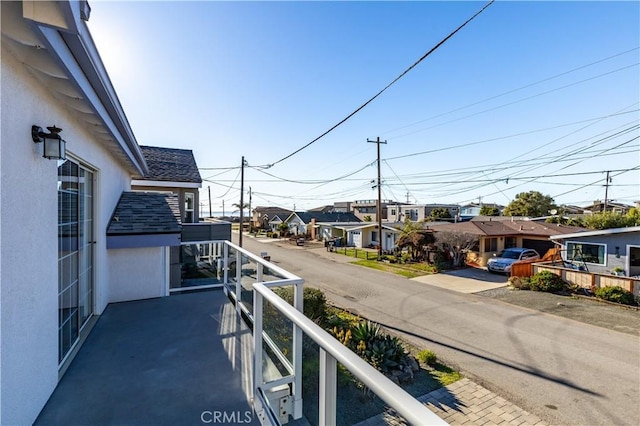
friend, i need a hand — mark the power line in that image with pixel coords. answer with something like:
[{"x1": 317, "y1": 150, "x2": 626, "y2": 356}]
[
  {"x1": 380, "y1": 47, "x2": 639, "y2": 137},
  {"x1": 260, "y1": 0, "x2": 495, "y2": 169}
]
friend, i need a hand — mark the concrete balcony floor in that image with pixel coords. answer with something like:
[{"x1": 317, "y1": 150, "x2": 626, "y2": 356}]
[{"x1": 36, "y1": 290, "x2": 260, "y2": 425}]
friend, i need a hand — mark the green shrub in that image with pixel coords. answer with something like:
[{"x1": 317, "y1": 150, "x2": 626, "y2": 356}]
[
  {"x1": 274, "y1": 286, "x2": 328, "y2": 324},
  {"x1": 529, "y1": 271, "x2": 565, "y2": 292},
  {"x1": 509, "y1": 276, "x2": 531, "y2": 290},
  {"x1": 417, "y1": 349, "x2": 437, "y2": 365},
  {"x1": 594, "y1": 286, "x2": 637, "y2": 305}
]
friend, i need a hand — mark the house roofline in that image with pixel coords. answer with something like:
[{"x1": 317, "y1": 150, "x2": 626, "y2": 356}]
[
  {"x1": 25, "y1": 1, "x2": 148, "y2": 175},
  {"x1": 550, "y1": 226, "x2": 640, "y2": 240}
]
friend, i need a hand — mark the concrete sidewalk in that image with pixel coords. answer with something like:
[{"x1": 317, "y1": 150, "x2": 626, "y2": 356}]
[
  {"x1": 356, "y1": 378, "x2": 547, "y2": 426},
  {"x1": 411, "y1": 268, "x2": 509, "y2": 294}
]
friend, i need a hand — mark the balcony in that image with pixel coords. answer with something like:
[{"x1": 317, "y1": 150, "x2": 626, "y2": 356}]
[{"x1": 37, "y1": 241, "x2": 445, "y2": 425}]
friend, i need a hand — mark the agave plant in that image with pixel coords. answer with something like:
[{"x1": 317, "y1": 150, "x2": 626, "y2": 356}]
[{"x1": 350, "y1": 320, "x2": 380, "y2": 346}]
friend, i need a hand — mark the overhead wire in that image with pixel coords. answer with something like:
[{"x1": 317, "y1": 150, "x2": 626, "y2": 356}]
[
  {"x1": 380, "y1": 47, "x2": 639, "y2": 137},
  {"x1": 259, "y1": 0, "x2": 495, "y2": 169}
]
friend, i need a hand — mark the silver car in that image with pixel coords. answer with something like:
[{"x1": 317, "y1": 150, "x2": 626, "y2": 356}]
[{"x1": 487, "y1": 248, "x2": 540, "y2": 274}]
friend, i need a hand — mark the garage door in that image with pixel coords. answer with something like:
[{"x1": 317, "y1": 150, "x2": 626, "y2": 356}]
[{"x1": 523, "y1": 239, "x2": 554, "y2": 256}]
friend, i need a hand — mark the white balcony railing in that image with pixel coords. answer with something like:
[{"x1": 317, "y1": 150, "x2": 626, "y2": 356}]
[{"x1": 179, "y1": 240, "x2": 446, "y2": 425}]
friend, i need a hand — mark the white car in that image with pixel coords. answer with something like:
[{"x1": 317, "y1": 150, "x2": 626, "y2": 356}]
[{"x1": 487, "y1": 248, "x2": 540, "y2": 274}]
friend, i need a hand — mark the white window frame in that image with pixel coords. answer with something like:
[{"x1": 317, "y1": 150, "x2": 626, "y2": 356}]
[{"x1": 565, "y1": 241, "x2": 607, "y2": 266}]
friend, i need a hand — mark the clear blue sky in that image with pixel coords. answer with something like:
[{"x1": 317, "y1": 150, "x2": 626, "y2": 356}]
[{"x1": 88, "y1": 1, "x2": 640, "y2": 213}]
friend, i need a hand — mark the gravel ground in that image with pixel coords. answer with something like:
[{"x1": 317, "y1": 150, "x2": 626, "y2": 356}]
[{"x1": 477, "y1": 287, "x2": 640, "y2": 336}]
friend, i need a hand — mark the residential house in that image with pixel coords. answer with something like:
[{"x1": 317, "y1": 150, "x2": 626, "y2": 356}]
[
  {"x1": 388, "y1": 203, "x2": 460, "y2": 222},
  {"x1": 549, "y1": 226, "x2": 640, "y2": 277},
  {"x1": 329, "y1": 223, "x2": 401, "y2": 251},
  {"x1": 583, "y1": 200, "x2": 635, "y2": 214},
  {"x1": 284, "y1": 211, "x2": 360, "y2": 239},
  {"x1": 251, "y1": 206, "x2": 293, "y2": 230},
  {"x1": 430, "y1": 220, "x2": 585, "y2": 267},
  {"x1": 307, "y1": 204, "x2": 336, "y2": 213},
  {"x1": 132, "y1": 145, "x2": 202, "y2": 223},
  {"x1": 0, "y1": 2, "x2": 226, "y2": 423},
  {"x1": 352, "y1": 199, "x2": 397, "y2": 221},
  {"x1": 459, "y1": 203, "x2": 503, "y2": 221}
]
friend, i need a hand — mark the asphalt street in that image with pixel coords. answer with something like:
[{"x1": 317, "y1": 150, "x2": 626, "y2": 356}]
[{"x1": 239, "y1": 235, "x2": 640, "y2": 426}]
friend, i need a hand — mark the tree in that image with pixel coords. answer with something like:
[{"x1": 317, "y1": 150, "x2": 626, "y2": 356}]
[
  {"x1": 363, "y1": 215, "x2": 373, "y2": 222},
  {"x1": 583, "y1": 209, "x2": 639, "y2": 230},
  {"x1": 396, "y1": 221, "x2": 435, "y2": 261},
  {"x1": 503, "y1": 191, "x2": 557, "y2": 217},
  {"x1": 434, "y1": 231, "x2": 478, "y2": 268},
  {"x1": 428, "y1": 208, "x2": 452, "y2": 220},
  {"x1": 277, "y1": 222, "x2": 289, "y2": 235},
  {"x1": 479, "y1": 205, "x2": 500, "y2": 216}
]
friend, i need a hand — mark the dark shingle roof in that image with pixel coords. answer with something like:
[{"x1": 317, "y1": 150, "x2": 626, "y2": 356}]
[
  {"x1": 293, "y1": 211, "x2": 361, "y2": 224},
  {"x1": 107, "y1": 192, "x2": 182, "y2": 235},
  {"x1": 136, "y1": 146, "x2": 202, "y2": 183},
  {"x1": 430, "y1": 220, "x2": 584, "y2": 237}
]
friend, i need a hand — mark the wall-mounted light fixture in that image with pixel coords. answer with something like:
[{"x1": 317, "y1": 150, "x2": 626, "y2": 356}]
[{"x1": 31, "y1": 125, "x2": 66, "y2": 160}]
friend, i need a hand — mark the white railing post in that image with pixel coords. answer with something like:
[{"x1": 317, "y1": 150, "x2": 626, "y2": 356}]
[
  {"x1": 253, "y1": 290, "x2": 264, "y2": 400},
  {"x1": 292, "y1": 282, "x2": 304, "y2": 419},
  {"x1": 319, "y1": 348, "x2": 337, "y2": 426},
  {"x1": 223, "y1": 243, "x2": 229, "y2": 286},
  {"x1": 257, "y1": 263, "x2": 263, "y2": 283},
  {"x1": 235, "y1": 251, "x2": 242, "y2": 314}
]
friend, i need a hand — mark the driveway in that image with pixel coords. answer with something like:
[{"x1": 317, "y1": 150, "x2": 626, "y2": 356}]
[{"x1": 412, "y1": 267, "x2": 508, "y2": 293}]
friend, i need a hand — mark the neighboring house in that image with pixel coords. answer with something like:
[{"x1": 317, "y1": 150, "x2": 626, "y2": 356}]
[
  {"x1": 549, "y1": 226, "x2": 640, "y2": 277},
  {"x1": 429, "y1": 220, "x2": 585, "y2": 267},
  {"x1": 387, "y1": 203, "x2": 460, "y2": 222},
  {"x1": 132, "y1": 145, "x2": 202, "y2": 223},
  {"x1": 284, "y1": 211, "x2": 360, "y2": 238},
  {"x1": 0, "y1": 3, "x2": 227, "y2": 424},
  {"x1": 325, "y1": 223, "x2": 400, "y2": 251},
  {"x1": 459, "y1": 203, "x2": 503, "y2": 221},
  {"x1": 582, "y1": 200, "x2": 635, "y2": 214},
  {"x1": 307, "y1": 204, "x2": 336, "y2": 213},
  {"x1": 251, "y1": 206, "x2": 293, "y2": 230},
  {"x1": 352, "y1": 199, "x2": 398, "y2": 221}
]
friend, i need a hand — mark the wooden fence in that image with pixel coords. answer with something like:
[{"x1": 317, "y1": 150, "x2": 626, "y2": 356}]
[{"x1": 532, "y1": 262, "x2": 640, "y2": 297}]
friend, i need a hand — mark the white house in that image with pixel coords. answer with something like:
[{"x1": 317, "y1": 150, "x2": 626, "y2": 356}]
[
  {"x1": 329, "y1": 223, "x2": 401, "y2": 252},
  {"x1": 0, "y1": 2, "x2": 215, "y2": 423}
]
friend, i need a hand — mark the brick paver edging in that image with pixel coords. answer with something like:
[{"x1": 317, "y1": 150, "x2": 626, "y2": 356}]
[{"x1": 354, "y1": 378, "x2": 548, "y2": 426}]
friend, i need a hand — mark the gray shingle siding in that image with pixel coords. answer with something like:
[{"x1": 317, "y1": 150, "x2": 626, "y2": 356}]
[
  {"x1": 136, "y1": 146, "x2": 202, "y2": 183},
  {"x1": 107, "y1": 192, "x2": 182, "y2": 235}
]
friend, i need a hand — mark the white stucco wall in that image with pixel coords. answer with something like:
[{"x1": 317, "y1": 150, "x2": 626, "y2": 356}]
[
  {"x1": 1, "y1": 46, "x2": 131, "y2": 424},
  {"x1": 109, "y1": 247, "x2": 168, "y2": 303}
]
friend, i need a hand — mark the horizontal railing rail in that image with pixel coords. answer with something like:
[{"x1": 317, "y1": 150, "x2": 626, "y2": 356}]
[
  {"x1": 187, "y1": 240, "x2": 445, "y2": 425},
  {"x1": 254, "y1": 282, "x2": 447, "y2": 426}
]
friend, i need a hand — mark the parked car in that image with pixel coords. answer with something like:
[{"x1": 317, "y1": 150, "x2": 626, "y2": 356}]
[{"x1": 487, "y1": 248, "x2": 540, "y2": 274}]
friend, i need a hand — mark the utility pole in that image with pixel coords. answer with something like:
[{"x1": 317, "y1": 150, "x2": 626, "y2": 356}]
[
  {"x1": 239, "y1": 156, "x2": 246, "y2": 247},
  {"x1": 406, "y1": 191, "x2": 410, "y2": 204},
  {"x1": 604, "y1": 171, "x2": 611, "y2": 212},
  {"x1": 221, "y1": 200, "x2": 225, "y2": 217},
  {"x1": 248, "y1": 186, "x2": 252, "y2": 234},
  {"x1": 208, "y1": 186, "x2": 212, "y2": 218},
  {"x1": 368, "y1": 137, "x2": 387, "y2": 259}
]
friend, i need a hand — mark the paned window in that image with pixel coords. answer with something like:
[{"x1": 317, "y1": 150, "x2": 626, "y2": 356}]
[
  {"x1": 484, "y1": 237, "x2": 498, "y2": 252},
  {"x1": 58, "y1": 159, "x2": 94, "y2": 364},
  {"x1": 567, "y1": 242, "x2": 605, "y2": 265}
]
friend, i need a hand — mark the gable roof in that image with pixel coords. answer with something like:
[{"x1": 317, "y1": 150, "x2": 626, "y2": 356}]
[
  {"x1": 135, "y1": 146, "x2": 202, "y2": 184},
  {"x1": 107, "y1": 192, "x2": 182, "y2": 235},
  {"x1": 430, "y1": 220, "x2": 585, "y2": 238},
  {"x1": 289, "y1": 211, "x2": 361, "y2": 224},
  {"x1": 253, "y1": 206, "x2": 293, "y2": 220}
]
